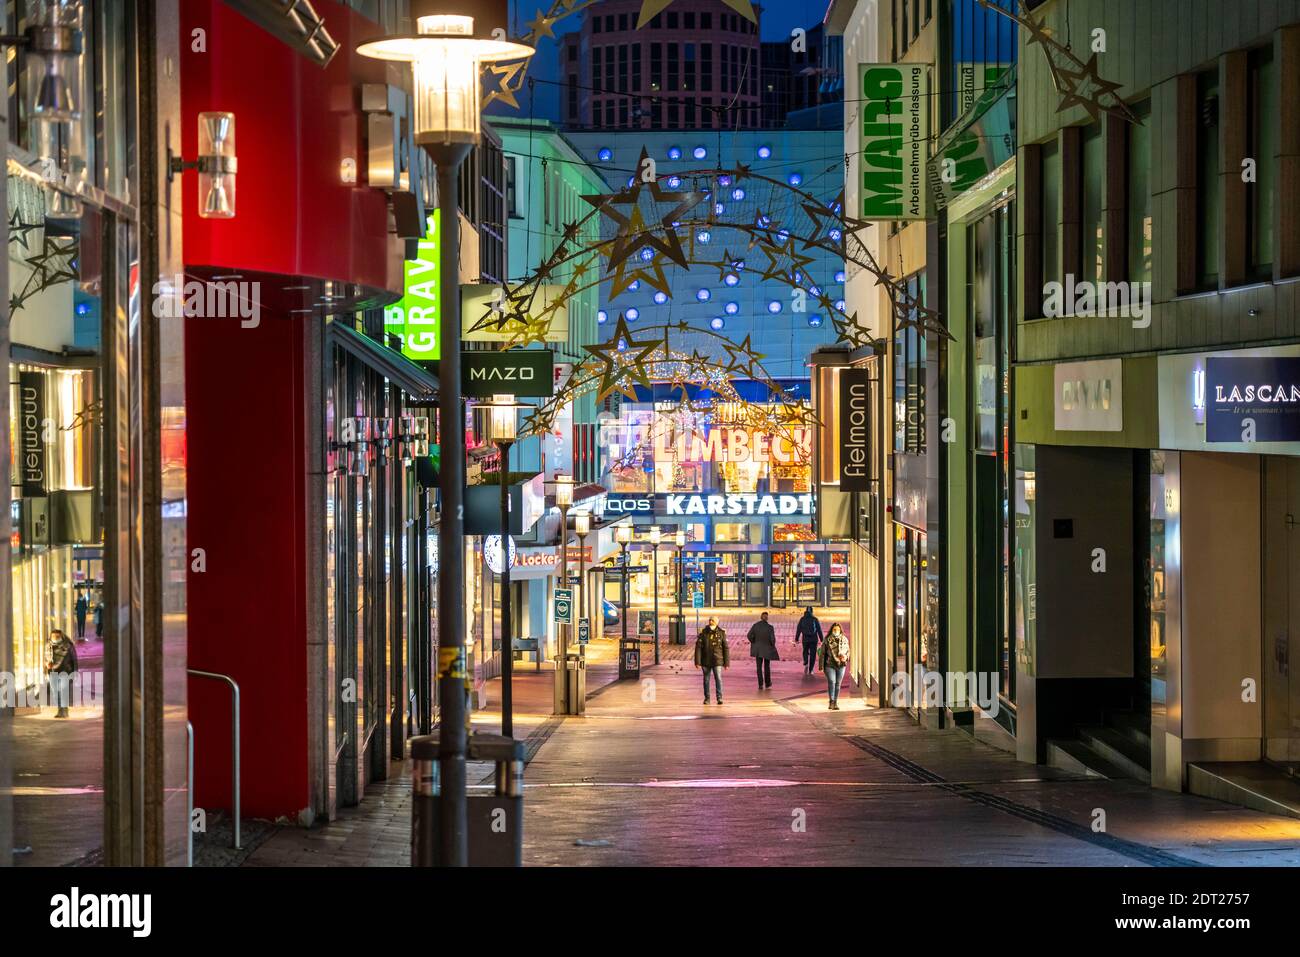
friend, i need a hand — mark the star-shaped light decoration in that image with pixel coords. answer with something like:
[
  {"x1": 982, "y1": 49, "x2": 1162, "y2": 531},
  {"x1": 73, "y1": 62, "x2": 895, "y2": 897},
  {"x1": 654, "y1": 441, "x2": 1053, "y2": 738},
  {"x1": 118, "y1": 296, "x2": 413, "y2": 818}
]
[
  {"x1": 636, "y1": 0, "x2": 756, "y2": 30},
  {"x1": 831, "y1": 311, "x2": 877, "y2": 351},
  {"x1": 1053, "y1": 53, "x2": 1129, "y2": 122},
  {"x1": 482, "y1": 59, "x2": 528, "y2": 109},
  {"x1": 607, "y1": 246, "x2": 674, "y2": 299},
  {"x1": 756, "y1": 235, "x2": 816, "y2": 285},
  {"x1": 722, "y1": 334, "x2": 766, "y2": 379},
  {"x1": 525, "y1": 8, "x2": 559, "y2": 40},
  {"x1": 977, "y1": 0, "x2": 1138, "y2": 124},
  {"x1": 582, "y1": 313, "x2": 666, "y2": 401},
  {"x1": 585, "y1": 150, "x2": 708, "y2": 274}
]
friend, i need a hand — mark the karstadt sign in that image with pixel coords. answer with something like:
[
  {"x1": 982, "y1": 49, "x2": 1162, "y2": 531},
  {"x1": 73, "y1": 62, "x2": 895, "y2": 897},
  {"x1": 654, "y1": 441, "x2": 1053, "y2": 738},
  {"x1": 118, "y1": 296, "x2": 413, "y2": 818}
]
[{"x1": 604, "y1": 493, "x2": 816, "y2": 518}]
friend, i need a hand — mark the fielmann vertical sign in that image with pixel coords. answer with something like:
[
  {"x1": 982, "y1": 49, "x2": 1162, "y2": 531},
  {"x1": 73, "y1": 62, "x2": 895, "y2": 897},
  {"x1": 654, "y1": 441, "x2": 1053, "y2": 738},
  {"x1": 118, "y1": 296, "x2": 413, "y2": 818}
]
[
  {"x1": 859, "y1": 64, "x2": 929, "y2": 220},
  {"x1": 839, "y1": 368, "x2": 871, "y2": 492}
]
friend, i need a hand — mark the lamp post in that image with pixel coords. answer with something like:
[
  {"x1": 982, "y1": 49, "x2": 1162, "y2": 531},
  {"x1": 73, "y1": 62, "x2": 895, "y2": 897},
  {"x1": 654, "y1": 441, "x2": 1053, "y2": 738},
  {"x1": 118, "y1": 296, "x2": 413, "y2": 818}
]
[
  {"x1": 358, "y1": 7, "x2": 534, "y2": 868},
  {"x1": 573, "y1": 511, "x2": 590, "y2": 631},
  {"x1": 486, "y1": 395, "x2": 518, "y2": 737},
  {"x1": 552, "y1": 474, "x2": 575, "y2": 714},
  {"x1": 676, "y1": 529, "x2": 686, "y2": 640},
  {"x1": 649, "y1": 525, "x2": 661, "y2": 665},
  {"x1": 615, "y1": 523, "x2": 634, "y2": 674}
]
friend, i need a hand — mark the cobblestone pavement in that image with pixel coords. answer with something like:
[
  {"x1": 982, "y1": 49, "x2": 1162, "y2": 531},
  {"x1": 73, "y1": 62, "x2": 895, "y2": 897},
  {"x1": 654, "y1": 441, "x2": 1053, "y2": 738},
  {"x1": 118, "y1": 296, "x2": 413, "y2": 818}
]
[{"x1": 245, "y1": 608, "x2": 1300, "y2": 867}]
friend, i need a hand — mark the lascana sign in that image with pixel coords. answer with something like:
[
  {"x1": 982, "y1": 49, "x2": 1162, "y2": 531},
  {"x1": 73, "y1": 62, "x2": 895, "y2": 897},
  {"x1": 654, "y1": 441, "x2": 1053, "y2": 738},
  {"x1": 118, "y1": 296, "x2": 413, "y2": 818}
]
[
  {"x1": 384, "y1": 210, "x2": 441, "y2": 361},
  {"x1": 1206, "y1": 356, "x2": 1300, "y2": 442},
  {"x1": 859, "y1": 64, "x2": 929, "y2": 220}
]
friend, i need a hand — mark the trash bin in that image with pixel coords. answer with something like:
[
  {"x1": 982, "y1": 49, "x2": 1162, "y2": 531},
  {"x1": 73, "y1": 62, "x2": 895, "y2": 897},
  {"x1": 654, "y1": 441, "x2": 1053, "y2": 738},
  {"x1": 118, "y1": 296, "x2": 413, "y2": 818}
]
[
  {"x1": 552, "y1": 651, "x2": 586, "y2": 715},
  {"x1": 669, "y1": 613, "x2": 687, "y2": 645},
  {"x1": 409, "y1": 732, "x2": 524, "y2": 867}
]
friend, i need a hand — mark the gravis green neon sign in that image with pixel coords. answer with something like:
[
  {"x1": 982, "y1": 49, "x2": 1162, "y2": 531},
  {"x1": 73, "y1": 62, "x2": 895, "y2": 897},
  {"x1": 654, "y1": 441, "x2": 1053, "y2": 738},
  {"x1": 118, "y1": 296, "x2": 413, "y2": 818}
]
[{"x1": 384, "y1": 209, "x2": 440, "y2": 361}]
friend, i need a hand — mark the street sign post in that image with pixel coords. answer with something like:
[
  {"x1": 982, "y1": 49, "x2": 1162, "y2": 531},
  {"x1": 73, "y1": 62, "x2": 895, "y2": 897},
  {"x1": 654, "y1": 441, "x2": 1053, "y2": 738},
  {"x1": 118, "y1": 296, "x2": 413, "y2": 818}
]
[
  {"x1": 554, "y1": 588, "x2": 573, "y2": 624},
  {"x1": 576, "y1": 617, "x2": 590, "y2": 645}
]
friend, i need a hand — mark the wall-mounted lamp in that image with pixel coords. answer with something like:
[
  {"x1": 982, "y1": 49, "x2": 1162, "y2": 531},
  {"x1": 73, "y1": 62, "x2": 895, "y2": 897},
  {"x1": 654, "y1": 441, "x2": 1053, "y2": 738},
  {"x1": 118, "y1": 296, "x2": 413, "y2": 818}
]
[
  {"x1": 0, "y1": 1, "x2": 85, "y2": 122},
  {"x1": 396, "y1": 413, "x2": 430, "y2": 465},
  {"x1": 169, "y1": 112, "x2": 238, "y2": 218}
]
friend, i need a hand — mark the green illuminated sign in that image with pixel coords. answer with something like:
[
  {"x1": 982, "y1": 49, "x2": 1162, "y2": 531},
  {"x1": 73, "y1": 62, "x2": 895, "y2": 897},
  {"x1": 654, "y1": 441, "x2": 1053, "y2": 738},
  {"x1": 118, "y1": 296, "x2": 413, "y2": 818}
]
[
  {"x1": 858, "y1": 64, "x2": 929, "y2": 220},
  {"x1": 385, "y1": 209, "x2": 441, "y2": 361}
]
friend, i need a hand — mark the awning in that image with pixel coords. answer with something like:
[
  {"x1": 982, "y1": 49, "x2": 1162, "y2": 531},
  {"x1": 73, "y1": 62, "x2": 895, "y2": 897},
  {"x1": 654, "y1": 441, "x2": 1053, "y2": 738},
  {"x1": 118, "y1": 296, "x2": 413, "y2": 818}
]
[
  {"x1": 221, "y1": 0, "x2": 339, "y2": 67},
  {"x1": 326, "y1": 321, "x2": 439, "y2": 399}
]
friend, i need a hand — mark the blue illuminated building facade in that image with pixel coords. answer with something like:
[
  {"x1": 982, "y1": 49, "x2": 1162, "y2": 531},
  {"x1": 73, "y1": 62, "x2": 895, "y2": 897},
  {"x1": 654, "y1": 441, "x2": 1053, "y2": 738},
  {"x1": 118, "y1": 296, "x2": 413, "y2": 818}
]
[
  {"x1": 563, "y1": 130, "x2": 846, "y2": 379},
  {"x1": 562, "y1": 130, "x2": 849, "y2": 612}
]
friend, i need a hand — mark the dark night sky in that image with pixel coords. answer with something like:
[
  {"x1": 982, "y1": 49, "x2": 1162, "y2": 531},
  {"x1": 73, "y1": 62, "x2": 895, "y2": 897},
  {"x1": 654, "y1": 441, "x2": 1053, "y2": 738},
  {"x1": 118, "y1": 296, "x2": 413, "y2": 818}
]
[{"x1": 499, "y1": 1, "x2": 831, "y2": 121}]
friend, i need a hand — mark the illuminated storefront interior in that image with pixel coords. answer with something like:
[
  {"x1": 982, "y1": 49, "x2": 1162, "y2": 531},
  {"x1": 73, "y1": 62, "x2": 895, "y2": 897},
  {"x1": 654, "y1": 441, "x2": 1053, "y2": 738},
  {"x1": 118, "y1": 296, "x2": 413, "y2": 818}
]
[{"x1": 598, "y1": 396, "x2": 846, "y2": 607}]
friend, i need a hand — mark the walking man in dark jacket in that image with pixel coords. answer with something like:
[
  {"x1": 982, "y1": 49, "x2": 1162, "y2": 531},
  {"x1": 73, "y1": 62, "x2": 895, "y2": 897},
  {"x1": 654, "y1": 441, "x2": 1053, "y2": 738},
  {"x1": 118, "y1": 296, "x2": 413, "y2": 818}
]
[
  {"x1": 795, "y1": 607, "x2": 823, "y2": 675},
  {"x1": 694, "y1": 617, "x2": 729, "y2": 704},
  {"x1": 746, "y1": 612, "x2": 779, "y2": 690},
  {"x1": 74, "y1": 592, "x2": 88, "y2": 641}
]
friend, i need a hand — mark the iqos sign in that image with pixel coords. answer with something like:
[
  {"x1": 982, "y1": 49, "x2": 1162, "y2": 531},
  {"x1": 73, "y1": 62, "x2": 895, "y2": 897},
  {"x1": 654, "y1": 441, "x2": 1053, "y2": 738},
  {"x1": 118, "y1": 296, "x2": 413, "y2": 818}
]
[
  {"x1": 604, "y1": 495, "x2": 654, "y2": 516},
  {"x1": 605, "y1": 493, "x2": 816, "y2": 517}
]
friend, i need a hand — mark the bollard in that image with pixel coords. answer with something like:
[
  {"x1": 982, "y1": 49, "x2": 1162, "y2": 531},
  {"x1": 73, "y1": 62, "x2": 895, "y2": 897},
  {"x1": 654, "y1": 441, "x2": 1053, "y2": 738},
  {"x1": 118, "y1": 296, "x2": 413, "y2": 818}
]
[
  {"x1": 409, "y1": 732, "x2": 524, "y2": 866},
  {"x1": 410, "y1": 735, "x2": 440, "y2": 867}
]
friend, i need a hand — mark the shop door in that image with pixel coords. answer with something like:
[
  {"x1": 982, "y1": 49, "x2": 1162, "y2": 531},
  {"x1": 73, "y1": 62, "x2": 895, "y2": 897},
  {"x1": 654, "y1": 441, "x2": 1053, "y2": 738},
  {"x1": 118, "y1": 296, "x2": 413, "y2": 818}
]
[
  {"x1": 770, "y1": 554, "x2": 793, "y2": 607},
  {"x1": 1263, "y1": 456, "x2": 1300, "y2": 773},
  {"x1": 743, "y1": 557, "x2": 767, "y2": 605},
  {"x1": 715, "y1": 569, "x2": 740, "y2": 606}
]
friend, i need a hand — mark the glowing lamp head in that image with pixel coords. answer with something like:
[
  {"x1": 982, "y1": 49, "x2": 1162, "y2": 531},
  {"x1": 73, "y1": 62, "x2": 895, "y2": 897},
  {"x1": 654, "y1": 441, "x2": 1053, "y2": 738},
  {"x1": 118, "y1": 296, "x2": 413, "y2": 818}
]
[
  {"x1": 615, "y1": 523, "x2": 634, "y2": 546},
  {"x1": 553, "y1": 473, "x2": 575, "y2": 509},
  {"x1": 485, "y1": 394, "x2": 518, "y2": 443},
  {"x1": 675, "y1": 530, "x2": 686, "y2": 547},
  {"x1": 574, "y1": 512, "x2": 591, "y2": 536},
  {"x1": 649, "y1": 526, "x2": 662, "y2": 545},
  {"x1": 356, "y1": 11, "x2": 535, "y2": 147}
]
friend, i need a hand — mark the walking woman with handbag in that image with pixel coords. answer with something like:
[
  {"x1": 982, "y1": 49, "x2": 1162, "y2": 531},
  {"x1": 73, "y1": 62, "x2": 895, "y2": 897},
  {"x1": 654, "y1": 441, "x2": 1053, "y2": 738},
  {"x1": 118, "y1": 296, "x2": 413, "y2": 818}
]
[{"x1": 819, "y1": 623, "x2": 850, "y2": 710}]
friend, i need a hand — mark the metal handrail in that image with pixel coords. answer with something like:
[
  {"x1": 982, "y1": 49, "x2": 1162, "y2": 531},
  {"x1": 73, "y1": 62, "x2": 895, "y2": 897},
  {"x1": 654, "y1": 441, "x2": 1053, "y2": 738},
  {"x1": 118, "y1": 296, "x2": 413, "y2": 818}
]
[{"x1": 187, "y1": 669, "x2": 241, "y2": 850}]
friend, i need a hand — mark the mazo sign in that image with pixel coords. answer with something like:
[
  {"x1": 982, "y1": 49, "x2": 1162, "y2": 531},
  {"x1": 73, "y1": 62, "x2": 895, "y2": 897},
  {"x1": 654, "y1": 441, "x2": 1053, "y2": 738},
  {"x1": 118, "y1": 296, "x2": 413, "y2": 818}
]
[{"x1": 462, "y1": 350, "x2": 555, "y2": 398}]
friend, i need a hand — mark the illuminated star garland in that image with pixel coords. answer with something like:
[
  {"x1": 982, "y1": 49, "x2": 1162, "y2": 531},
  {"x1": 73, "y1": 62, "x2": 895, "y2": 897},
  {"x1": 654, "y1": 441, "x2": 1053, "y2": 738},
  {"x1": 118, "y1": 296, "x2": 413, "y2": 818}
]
[
  {"x1": 496, "y1": 153, "x2": 963, "y2": 447},
  {"x1": 976, "y1": 0, "x2": 1139, "y2": 124}
]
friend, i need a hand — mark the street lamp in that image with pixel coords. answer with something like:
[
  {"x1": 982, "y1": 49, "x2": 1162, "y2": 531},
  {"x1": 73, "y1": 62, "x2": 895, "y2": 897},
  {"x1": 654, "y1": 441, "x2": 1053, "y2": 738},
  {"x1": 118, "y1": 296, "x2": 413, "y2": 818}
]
[
  {"x1": 485, "y1": 395, "x2": 519, "y2": 737},
  {"x1": 615, "y1": 523, "x2": 634, "y2": 676},
  {"x1": 676, "y1": 528, "x2": 687, "y2": 639},
  {"x1": 359, "y1": 5, "x2": 535, "y2": 868},
  {"x1": 648, "y1": 525, "x2": 661, "y2": 665},
  {"x1": 552, "y1": 474, "x2": 575, "y2": 714},
  {"x1": 573, "y1": 511, "x2": 590, "y2": 630}
]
